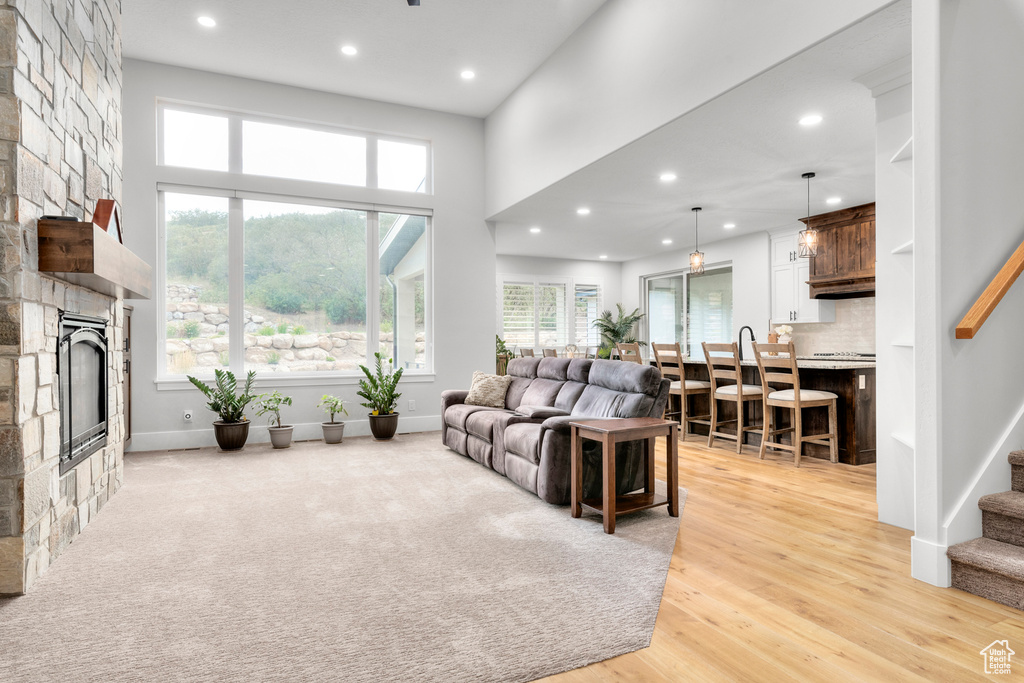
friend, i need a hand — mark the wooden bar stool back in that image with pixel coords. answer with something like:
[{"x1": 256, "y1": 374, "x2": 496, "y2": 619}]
[
  {"x1": 542, "y1": 348, "x2": 558, "y2": 357},
  {"x1": 615, "y1": 342, "x2": 643, "y2": 363},
  {"x1": 702, "y1": 341, "x2": 764, "y2": 453},
  {"x1": 751, "y1": 340, "x2": 838, "y2": 466},
  {"x1": 652, "y1": 342, "x2": 710, "y2": 438},
  {"x1": 520, "y1": 349, "x2": 535, "y2": 357}
]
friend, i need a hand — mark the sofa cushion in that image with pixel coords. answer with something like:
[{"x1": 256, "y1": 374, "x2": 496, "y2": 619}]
[
  {"x1": 507, "y1": 357, "x2": 541, "y2": 379},
  {"x1": 571, "y1": 385, "x2": 649, "y2": 418},
  {"x1": 504, "y1": 423, "x2": 543, "y2": 465},
  {"x1": 504, "y1": 377, "x2": 533, "y2": 411},
  {"x1": 465, "y1": 371, "x2": 514, "y2": 408},
  {"x1": 444, "y1": 403, "x2": 506, "y2": 432},
  {"x1": 520, "y1": 378, "x2": 564, "y2": 407},
  {"x1": 514, "y1": 405, "x2": 569, "y2": 420},
  {"x1": 537, "y1": 357, "x2": 571, "y2": 381},
  {"x1": 588, "y1": 359, "x2": 663, "y2": 396},
  {"x1": 555, "y1": 381, "x2": 587, "y2": 412},
  {"x1": 567, "y1": 359, "x2": 593, "y2": 383},
  {"x1": 465, "y1": 409, "x2": 517, "y2": 441}
]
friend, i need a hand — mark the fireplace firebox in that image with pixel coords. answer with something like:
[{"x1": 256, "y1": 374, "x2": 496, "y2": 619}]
[{"x1": 58, "y1": 312, "x2": 109, "y2": 474}]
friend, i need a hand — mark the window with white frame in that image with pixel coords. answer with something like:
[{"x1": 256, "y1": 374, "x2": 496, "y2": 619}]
[
  {"x1": 159, "y1": 103, "x2": 432, "y2": 378},
  {"x1": 643, "y1": 266, "x2": 732, "y2": 361},
  {"x1": 498, "y1": 276, "x2": 602, "y2": 353}
]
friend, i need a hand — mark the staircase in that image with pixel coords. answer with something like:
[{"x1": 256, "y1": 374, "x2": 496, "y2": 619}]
[{"x1": 947, "y1": 451, "x2": 1024, "y2": 609}]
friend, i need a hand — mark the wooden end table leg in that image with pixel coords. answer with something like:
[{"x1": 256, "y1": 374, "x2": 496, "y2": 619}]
[
  {"x1": 667, "y1": 424, "x2": 679, "y2": 517},
  {"x1": 571, "y1": 425, "x2": 582, "y2": 518},
  {"x1": 603, "y1": 433, "x2": 616, "y2": 534}
]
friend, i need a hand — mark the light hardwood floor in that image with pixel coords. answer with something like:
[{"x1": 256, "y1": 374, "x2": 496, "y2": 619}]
[{"x1": 542, "y1": 438, "x2": 1024, "y2": 682}]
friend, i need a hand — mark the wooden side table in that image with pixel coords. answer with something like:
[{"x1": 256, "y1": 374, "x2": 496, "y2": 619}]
[{"x1": 569, "y1": 417, "x2": 679, "y2": 534}]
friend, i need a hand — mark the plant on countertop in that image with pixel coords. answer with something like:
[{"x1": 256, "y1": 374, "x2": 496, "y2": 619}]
[
  {"x1": 357, "y1": 352, "x2": 403, "y2": 415},
  {"x1": 254, "y1": 391, "x2": 293, "y2": 429},
  {"x1": 774, "y1": 324, "x2": 794, "y2": 337},
  {"x1": 318, "y1": 394, "x2": 349, "y2": 424},
  {"x1": 188, "y1": 369, "x2": 257, "y2": 423},
  {"x1": 593, "y1": 304, "x2": 647, "y2": 357}
]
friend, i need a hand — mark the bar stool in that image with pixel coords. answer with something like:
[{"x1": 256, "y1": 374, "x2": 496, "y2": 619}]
[
  {"x1": 615, "y1": 342, "x2": 643, "y2": 363},
  {"x1": 542, "y1": 348, "x2": 558, "y2": 357},
  {"x1": 702, "y1": 341, "x2": 764, "y2": 454},
  {"x1": 520, "y1": 349, "x2": 535, "y2": 357},
  {"x1": 651, "y1": 342, "x2": 711, "y2": 439},
  {"x1": 751, "y1": 340, "x2": 838, "y2": 467}
]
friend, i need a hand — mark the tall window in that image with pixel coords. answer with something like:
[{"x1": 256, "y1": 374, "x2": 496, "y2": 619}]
[
  {"x1": 498, "y1": 276, "x2": 601, "y2": 352},
  {"x1": 644, "y1": 266, "x2": 732, "y2": 361},
  {"x1": 158, "y1": 103, "x2": 433, "y2": 378}
]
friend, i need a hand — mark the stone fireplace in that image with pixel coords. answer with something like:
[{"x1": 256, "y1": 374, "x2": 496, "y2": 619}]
[{"x1": 0, "y1": 0, "x2": 125, "y2": 594}]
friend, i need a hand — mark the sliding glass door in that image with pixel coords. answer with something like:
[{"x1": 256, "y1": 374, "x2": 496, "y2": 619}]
[{"x1": 644, "y1": 266, "x2": 733, "y2": 361}]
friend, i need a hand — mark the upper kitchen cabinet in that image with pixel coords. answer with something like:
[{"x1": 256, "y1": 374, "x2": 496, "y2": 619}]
[
  {"x1": 770, "y1": 231, "x2": 835, "y2": 324},
  {"x1": 801, "y1": 203, "x2": 876, "y2": 299}
]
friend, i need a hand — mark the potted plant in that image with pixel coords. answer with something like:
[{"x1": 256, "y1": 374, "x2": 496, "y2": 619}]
[
  {"x1": 318, "y1": 394, "x2": 348, "y2": 444},
  {"x1": 496, "y1": 335, "x2": 512, "y2": 375},
  {"x1": 593, "y1": 304, "x2": 647, "y2": 358},
  {"x1": 254, "y1": 390, "x2": 294, "y2": 448},
  {"x1": 187, "y1": 369, "x2": 257, "y2": 451},
  {"x1": 357, "y1": 352, "x2": 403, "y2": 440}
]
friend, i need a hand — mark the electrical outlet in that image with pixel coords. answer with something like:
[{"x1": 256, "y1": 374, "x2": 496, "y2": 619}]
[
  {"x1": 408, "y1": 399, "x2": 416, "y2": 412},
  {"x1": 183, "y1": 410, "x2": 193, "y2": 423}
]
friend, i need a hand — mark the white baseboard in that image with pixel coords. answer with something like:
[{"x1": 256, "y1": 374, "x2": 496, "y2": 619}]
[
  {"x1": 129, "y1": 414, "x2": 442, "y2": 452},
  {"x1": 911, "y1": 535, "x2": 951, "y2": 587}
]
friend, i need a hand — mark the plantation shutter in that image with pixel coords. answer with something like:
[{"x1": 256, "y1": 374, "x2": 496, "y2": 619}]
[
  {"x1": 499, "y1": 277, "x2": 575, "y2": 350},
  {"x1": 574, "y1": 284, "x2": 602, "y2": 347},
  {"x1": 501, "y1": 281, "x2": 537, "y2": 349}
]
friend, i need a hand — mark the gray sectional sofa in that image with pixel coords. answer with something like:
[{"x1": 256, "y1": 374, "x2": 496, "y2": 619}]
[{"x1": 441, "y1": 357, "x2": 671, "y2": 504}]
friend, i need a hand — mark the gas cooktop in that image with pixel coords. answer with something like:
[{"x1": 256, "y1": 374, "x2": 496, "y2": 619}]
[{"x1": 797, "y1": 352, "x2": 876, "y2": 361}]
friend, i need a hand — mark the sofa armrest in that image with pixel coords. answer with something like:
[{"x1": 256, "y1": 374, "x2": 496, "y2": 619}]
[
  {"x1": 515, "y1": 405, "x2": 570, "y2": 420},
  {"x1": 441, "y1": 390, "x2": 469, "y2": 413}
]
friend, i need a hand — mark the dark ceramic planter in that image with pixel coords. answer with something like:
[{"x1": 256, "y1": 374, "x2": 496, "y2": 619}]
[
  {"x1": 213, "y1": 420, "x2": 250, "y2": 451},
  {"x1": 368, "y1": 413, "x2": 399, "y2": 440}
]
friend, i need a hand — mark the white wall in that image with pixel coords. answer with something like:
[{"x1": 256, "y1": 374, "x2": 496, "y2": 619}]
[
  {"x1": 619, "y1": 231, "x2": 772, "y2": 359},
  {"x1": 495, "y1": 255, "x2": 623, "y2": 309},
  {"x1": 122, "y1": 60, "x2": 493, "y2": 450},
  {"x1": 912, "y1": 0, "x2": 1024, "y2": 586},
  {"x1": 484, "y1": 0, "x2": 895, "y2": 217}
]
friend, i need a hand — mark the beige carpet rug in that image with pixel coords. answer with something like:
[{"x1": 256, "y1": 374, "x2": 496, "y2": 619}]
[{"x1": 0, "y1": 431, "x2": 685, "y2": 683}]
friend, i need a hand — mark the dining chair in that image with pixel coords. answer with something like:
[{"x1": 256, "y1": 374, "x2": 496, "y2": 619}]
[
  {"x1": 615, "y1": 342, "x2": 642, "y2": 363},
  {"x1": 751, "y1": 340, "x2": 838, "y2": 466},
  {"x1": 652, "y1": 342, "x2": 710, "y2": 438},
  {"x1": 702, "y1": 341, "x2": 764, "y2": 453}
]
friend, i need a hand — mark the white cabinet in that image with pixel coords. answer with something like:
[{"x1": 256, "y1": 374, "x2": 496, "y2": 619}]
[{"x1": 770, "y1": 232, "x2": 835, "y2": 324}]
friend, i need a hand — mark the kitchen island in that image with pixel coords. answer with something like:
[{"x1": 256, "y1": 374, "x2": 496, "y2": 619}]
[{"x1": 681, "y1": 358, "x2": 875, "y2": 465}]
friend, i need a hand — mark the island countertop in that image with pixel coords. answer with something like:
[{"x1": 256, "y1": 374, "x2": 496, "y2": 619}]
[{"x1": 682, "y1": 358, "x2": 876, "y2": 370}]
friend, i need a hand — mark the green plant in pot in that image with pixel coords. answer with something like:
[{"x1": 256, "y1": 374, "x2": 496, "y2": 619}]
[
  {"x1": 496, "y1": 335, "x2": 512, "y2": 375},
  {"x1": 187, "y1": 369, "x2": 257, "y2": 451},
  {"x1": 318, "y1": 394, "x2": 348, "y2": 444},
  {"x1": 357, "y1": 352, "x2": 403, "y2": 440},
  {"x1": 254, "y1": 390, "x2": 294, "y2": 449},
  {"x1": 592, "y1": 304, "x2": 647, "y2": 358}
]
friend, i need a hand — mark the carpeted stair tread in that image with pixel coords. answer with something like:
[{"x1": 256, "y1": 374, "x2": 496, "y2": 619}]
[
  {"x1": 948, "y1": 537, "x2": 1024, "y2": 582},
  {"x1": 979, "y1": 490, "x2": 1024, "y2": 518},
  {"x1": 1009, "y1": 450, "x2": 1024, "y2": 466}
]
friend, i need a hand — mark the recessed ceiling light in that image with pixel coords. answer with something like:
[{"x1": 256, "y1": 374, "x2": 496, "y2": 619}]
[
  {"x1": 529, "y1": 227, "x2": 541, "y2": 234},
  {"x1": 659, "y1": 172, "x2": 677, "y2": 182},
  {"x1": 599, "y1": 255, "x2": 608, "y2": 259},
  {"x1": 826, "y1": 196, "x2": 842, "y2": 205},
  {"x1": 197, "y1": 16, "x2": 216, "y2": 27},
  {"x1": 723, "y1": 223, "x2": 736, "y2": 229},
  {"x1": 576, "y1": 207, "x2": 590, "y2": 216},
  {"x1": 799, "y1": 113, "x2": 823, "y2": 127},
  {"x1": 341, "y1": 45, "x2": 358, "y2": 56},
  {"x1": 461, "y1": 70, "x2": 475, "y2": 80},
  {"x1": 662, "y1": 239, "x2": 673, "y2": 245}
]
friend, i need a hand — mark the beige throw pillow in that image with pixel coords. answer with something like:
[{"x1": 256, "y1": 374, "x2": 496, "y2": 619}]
[{"x1": 465, "y1": 371, "x2": 514, "y2": 408}]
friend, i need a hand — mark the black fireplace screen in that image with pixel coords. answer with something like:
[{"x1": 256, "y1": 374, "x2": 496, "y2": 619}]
[{"x1": 58, "y1": 313, "x2": 108, "y2": 474}]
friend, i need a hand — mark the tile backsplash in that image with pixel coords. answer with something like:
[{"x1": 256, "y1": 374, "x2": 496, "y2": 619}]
[{"x1": 787, "y1": 298, "x2": 876, "y2": 355}]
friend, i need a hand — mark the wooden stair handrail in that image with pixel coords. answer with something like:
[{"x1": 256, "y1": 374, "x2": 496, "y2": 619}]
[{"x1": 956, "y1": 237, "x2": 1024, "y2": 339}]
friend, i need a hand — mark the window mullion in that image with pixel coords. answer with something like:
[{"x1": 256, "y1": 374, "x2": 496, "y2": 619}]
[
  {"x1": 229, "y1": 197, "x2": 245, "y2": 375},
  {"x1": 228, "y1": 115, "x2": 243, "y2": 174},
  {"x1": 367, "y1": 211, "x2": 380, "y2": 368},
  {"x1": 366, "y1": 135, "x2": 378, "y2": 190}
]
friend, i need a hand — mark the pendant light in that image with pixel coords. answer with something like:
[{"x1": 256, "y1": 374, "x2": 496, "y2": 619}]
[
  {"x1": 798, "y1": 172, "x2": 818, "y2": 258},
  {"x1": 689, "y1": 207, "x2": 705, "y2": 274}
]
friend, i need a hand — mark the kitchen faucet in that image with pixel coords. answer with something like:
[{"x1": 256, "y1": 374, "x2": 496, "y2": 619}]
[{"x1": 738, "y1": 325, "x2": 756, "y2": 361}]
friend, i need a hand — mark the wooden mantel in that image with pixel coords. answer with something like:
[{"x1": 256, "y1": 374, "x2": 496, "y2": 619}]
[{"x1": 37, "y1": 219, "x2": 152, "y2": 300}]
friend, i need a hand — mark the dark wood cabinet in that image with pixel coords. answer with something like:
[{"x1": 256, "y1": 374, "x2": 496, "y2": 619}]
[{"x1": 801, "y1": 203, "x2": 875, "y2": 299}]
